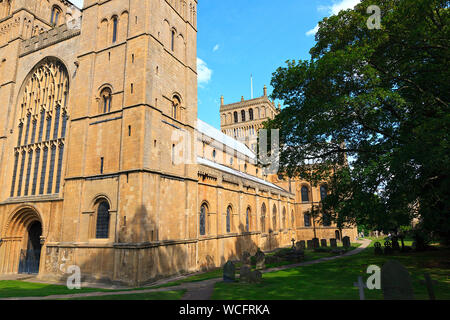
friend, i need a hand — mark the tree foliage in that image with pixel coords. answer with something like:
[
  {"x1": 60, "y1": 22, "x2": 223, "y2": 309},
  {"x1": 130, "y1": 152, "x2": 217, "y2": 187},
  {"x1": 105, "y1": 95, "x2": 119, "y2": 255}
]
[{"x1": 267, "y1": 0, "x2": 450, "y2": 239}]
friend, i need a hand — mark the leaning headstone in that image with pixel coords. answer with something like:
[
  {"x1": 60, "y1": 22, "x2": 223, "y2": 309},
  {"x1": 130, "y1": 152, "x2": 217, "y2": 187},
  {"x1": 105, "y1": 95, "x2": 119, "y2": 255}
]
[
  {"x1": 240, "y1": 264, "x2": 252, "y2": 283},
  {"x1": 342, "y1": 236, "x2": 350, "y2": 249},
  {"x1": 312, "y1": 238, "x2": 320, "y2": 249},
  {"x1": 296, "y1": 241, "x2": 306, "y2": 250},
  {"x1": 330, "y1": 238, "x2": 337, "y2": 248},
  {"x1": 374, "y1": 242, "x2": 383, "y2": 255},
  {"x1": 381, "y1": 260, "x2": 415, "y2": 300},
  {"x1": 384, "y1": 241, "x2": 393, "y2": 255},
  {"x1": 223, "y1": 260, "x2": 236, "y2": 282},
  {"x1": 241, "y1": 251, "x2": 251, "y2": 266},
  {"x1": 249, "y1": 270, "x2": 262, "y2": 284},
  {"x1": 255, "y1": 249, "x2": 265, "y2": 270},
  {"x1": 307, "y1": 240, "x2": 313, "y2": 249},
  {"x1": 321, "y1": 239, "x2": 327, "y2": 247}
]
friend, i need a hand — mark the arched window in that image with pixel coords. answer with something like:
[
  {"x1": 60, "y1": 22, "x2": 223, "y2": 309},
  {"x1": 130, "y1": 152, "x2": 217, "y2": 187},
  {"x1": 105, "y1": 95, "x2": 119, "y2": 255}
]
[
  {"x1": 112, "y1": 16, "x2": 118, "y2": 43},
  {"x1": 246, "y1": 207, "x2": 251, "y2": 232},
  {"x1": 261, "y1": 203, "x2": 266, "y2": 233},
  {"x1": 96, "y1": 201, "x2": 110, "y2": 239},
  {"x1": 249, "y1": 108, "x2": 254, "y2": 121},
  {"x1": 241, "y1": 110, "x2": 246, "y2": 122},
  {"x1": 272, "y1": 205, "x2": 277, "y2": 231},
  {"x1": 301, "y1": 186, "x2": 309, "y2": 202},
  {"x1": 50, "y1": 6, "x2": 62, "y2": 26},
  {"x1": 304, "y1": 213, "x2": 311, "y2": 227},
  {"x1": 200, "y1": 203, "x2": 207, "y2": 236},
  {"x1": 234, "y1": 111, "x2": 238, "y2": 123},
  {"x1": 171, "y1": 29, "x2": 175, "y2": 51},
  {"x1": 172, "y1": 95, "x2": 181, "y2": 120},
  {"x1": 11, "y1": 59, "x2": 69, "y2": 198},
  {"x1": 320, "y1": 185, "x2": 328, "y2": 200},
  {"x1": 226, "y1": 205, "x2": 232, "y2": 233},
  {"x1": 100, "y1": 88, "x2": 112, "y2": 113}
]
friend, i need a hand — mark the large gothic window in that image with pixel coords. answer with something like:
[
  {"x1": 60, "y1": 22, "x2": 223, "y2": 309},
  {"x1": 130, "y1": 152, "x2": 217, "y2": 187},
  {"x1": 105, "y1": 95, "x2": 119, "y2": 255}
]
[
  {"x1": 10, "y1": 59, "x2": 69, "y2": 198},
  {"x1": 96, "y1": 201, "x2": 110, "y2": 239}
]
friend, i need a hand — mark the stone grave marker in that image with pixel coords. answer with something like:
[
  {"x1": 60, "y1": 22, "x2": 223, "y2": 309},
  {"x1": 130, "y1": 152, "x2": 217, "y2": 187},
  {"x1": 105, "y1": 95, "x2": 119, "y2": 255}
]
[
  {"x1": 391, "y1": 237, "x2": 401, "y2": 252},
  {"x1": 296, "y1": 240, "x2": 306, "y2": 250},
  {"x1": 342, "y1": 236, "x2": 350, "y2": 248},
  {"x1": 255, "y1": 249, "x2": 265, "y2": 270},
  {"x1": 381, "y1": 260, "x2": 415, "y2": 300},
  {"x1": 223, "y1": 260, "x2": 236, "y2": 282},
  {"x1": 240, "y1": 264, "x2": 251, "y2": 283},
  {"x1": 321, "y1": 239, "x2": 327, "y2": 247},
  {"x1": 249, "y1": 270, "x2": 262, "y2": 283},
  {"x1": 384, "y1": 241, "x2": 393, "y2": 255},
  {"x1": 330, "y1": 238, "x2": 337, "y2": 248},
  {"x1": 312, "y1": 238, "x2": 320, "y2": 249},
  {"x1": 374, "y1": 242, "x2": 383, "y2": 255}
]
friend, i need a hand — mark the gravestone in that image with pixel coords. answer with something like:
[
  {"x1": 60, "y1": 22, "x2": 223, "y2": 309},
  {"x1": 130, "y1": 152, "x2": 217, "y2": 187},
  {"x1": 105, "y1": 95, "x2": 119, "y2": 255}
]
[
  {"x1": 312, "y1": 238, "x2": 320, "y2": 249},
  {"x1": 296, "y1": 241, "x2": 306, "y2": 250},
  {"x1": 374, "y1": 242, "x2": 383, "y2": 255},
  {"x1": 307, "y1": 240, "x2": 313, "y2": 249},
  {"x1": 321, "y1": 239, "x2": 327, "y2": 247},
  {"x1": 249, "y1": 270, "x2": 262, "y2": 284},
  {"x1": 381, "y1": 260, "x2": 415, "y2": 300},
  {"x1": 384, "y1": 241, "x2": 393, "y2": 255},
  {"x1": 241, "y1": 251, "x2": 251, "y2": 266},
  {"x1": 255, "y1": 249, "x2": 265, "y2": 270},
  {"x1": 330, "y1": 238, "x2": 337, "y2": 248},
  {"x1": 223, "y1": 260, "x2": 236, "y2": 282},
  {"x1": 391, "y1": 237, "x2": 401, "y2": 252},
  {"x1": 240, "y1": 264, "x2": 251, "y2": 283},
  {"x1": 342, "y1": 236, "x2": 350, "y2": 248}
]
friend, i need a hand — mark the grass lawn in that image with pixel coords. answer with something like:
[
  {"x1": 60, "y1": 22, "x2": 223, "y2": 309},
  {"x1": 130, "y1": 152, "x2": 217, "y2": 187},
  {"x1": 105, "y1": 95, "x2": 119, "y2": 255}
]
[
  {"x1": 0, "y1": 280, "x2": 112, "y2": 298},
  {"x1": 62, "y1": 290, "x2": 186, "y2": 300},
  {"x1": 212, "y1": 239, "x2": 450, "y2": 300}
]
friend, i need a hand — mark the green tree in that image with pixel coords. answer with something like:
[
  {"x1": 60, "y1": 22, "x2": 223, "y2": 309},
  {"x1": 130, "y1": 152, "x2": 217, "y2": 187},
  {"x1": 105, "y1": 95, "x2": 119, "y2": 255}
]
[{"x1": 267, "y1": 0, "x2": 450, "y2": 241}]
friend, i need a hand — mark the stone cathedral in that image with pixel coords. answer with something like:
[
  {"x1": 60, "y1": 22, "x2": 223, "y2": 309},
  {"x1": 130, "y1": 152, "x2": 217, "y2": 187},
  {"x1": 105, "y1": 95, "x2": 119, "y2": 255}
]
[{"x1": 0, "y1": 0, "x2": 357, "y2": 286}]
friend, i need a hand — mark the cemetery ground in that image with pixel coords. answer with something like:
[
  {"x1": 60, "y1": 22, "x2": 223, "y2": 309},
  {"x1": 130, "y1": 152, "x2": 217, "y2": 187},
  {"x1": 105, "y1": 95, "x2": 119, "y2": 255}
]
[
  {"x1": 0, "y1": 239, "x2": 448, "y2": 299},
  {"x1": 212, "y1": 238, "x2": 450, "y2": 300}
]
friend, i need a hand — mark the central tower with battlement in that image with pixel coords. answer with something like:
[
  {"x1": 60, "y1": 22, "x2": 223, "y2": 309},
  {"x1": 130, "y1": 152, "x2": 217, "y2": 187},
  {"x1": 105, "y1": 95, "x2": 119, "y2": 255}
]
[{"x1": 220, "y1": 85, "x2": 280, "y2": 152}]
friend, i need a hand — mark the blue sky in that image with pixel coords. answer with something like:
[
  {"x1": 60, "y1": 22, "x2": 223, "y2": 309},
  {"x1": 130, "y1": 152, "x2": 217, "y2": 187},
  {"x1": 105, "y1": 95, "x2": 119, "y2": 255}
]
[{"x1": 71, "y1": 0, "x2": 360, "y2": 129}]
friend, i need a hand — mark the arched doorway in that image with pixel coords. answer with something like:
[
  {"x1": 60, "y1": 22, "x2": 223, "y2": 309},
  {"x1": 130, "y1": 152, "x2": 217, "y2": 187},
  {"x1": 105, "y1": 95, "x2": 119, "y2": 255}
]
[
  {"x1": 0, "y1": 207, "x2": 43, "y2": 275},
  {"x1": 18, "y1": 221, "x2": 42, "y2": 274}
]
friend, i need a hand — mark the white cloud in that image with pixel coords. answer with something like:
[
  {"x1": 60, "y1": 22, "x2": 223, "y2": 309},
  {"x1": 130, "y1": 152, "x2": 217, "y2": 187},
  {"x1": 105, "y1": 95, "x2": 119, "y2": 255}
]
[
  {"x1": 306, "y1": 24, "x2": 320, "y2": 37},
  {"x1": 197, "y1": 58, "x2": 213, "y2": 87},
  {"x1": 306, "y1": 0, "x2": 361, "y2": 36},
  {"x1": 213, "y1": 44, "x2": 220, "y2": 52}
]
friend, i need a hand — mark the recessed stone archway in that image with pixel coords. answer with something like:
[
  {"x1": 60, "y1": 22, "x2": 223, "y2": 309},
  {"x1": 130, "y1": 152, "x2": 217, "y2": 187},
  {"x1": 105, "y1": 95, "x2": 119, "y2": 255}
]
[{"x1": 0, "y1": 206, "x2": 44, "y2": 275}]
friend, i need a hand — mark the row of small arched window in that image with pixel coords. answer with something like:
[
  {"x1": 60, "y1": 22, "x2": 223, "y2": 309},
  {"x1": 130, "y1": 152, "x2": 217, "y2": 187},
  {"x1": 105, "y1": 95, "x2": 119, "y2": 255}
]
[
  {"x1": 199, "y1": 202, "x2": 295, "y2": 236},
  {"x1": 300, "y1": 185, "x2": 328, "y2": 203}
]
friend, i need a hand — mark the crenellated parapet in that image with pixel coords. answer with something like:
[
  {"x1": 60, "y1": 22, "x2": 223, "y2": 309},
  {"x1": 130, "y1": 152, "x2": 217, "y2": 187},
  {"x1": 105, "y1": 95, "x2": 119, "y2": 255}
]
[{"x1": 19, "y1": 16, "x2": 80, "y2": 57}]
